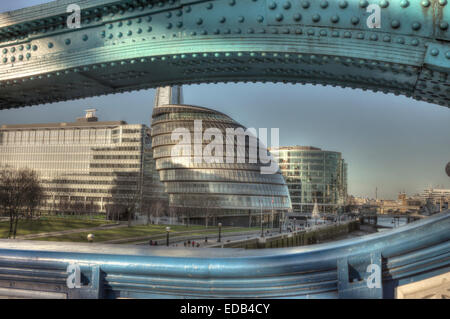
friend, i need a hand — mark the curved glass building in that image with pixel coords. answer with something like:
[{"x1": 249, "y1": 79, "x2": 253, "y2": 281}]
[
  {"x1": 270, "y1": 146, "x2": 348, "y2": 214},
  {"x1": 151, "y1": 87, "x2": 291, "y2": 226}
]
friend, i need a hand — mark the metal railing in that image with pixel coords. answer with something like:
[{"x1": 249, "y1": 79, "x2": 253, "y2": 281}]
[{"x1": 0, "y1": 211, "x2": 448, "y2": 299}]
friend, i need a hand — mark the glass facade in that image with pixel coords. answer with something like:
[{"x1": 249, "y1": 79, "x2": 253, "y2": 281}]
[
  {"x1": 151, "y1": 104, "x2": 292, "y2": 226},
  {"x1": 0, "y1": 114, "x2": 167, "y2": 215},
  {"x1": 270, "y1": 146, "x2": 348, "y2": 213}
]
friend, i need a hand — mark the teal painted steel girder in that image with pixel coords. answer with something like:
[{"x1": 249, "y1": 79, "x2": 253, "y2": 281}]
[
  {"x1": 0, "y1": 0, "x2": 449, "y2": 109},
  {"x1": 0, "y1": 211, "x2": 448, "y2": 298}
]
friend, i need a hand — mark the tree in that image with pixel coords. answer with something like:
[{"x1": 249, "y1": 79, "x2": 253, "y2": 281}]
[
  {"x1": 109, "y1": 174, "x2": 143, "y2": 227},
  {"x1": 0, "y1": 167, "x2": 44, "y2": 238}
]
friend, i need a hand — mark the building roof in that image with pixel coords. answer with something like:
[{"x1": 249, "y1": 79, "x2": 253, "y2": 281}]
[{"x1": 0, "y1": 121, "x2": 129, "y2": 130}]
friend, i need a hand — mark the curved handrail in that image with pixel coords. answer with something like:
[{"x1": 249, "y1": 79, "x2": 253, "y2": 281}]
[{"x1": 0, "y1": 211, "x2": 448, "y2": 298}]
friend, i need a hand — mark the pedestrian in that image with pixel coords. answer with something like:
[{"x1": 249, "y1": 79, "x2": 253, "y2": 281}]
[
  {"x1": 192, "y1": 241, "x2": 195, "y2": 247},
  {"x1": 149, "y1": 240, "x2": 153, "y2": 246}
]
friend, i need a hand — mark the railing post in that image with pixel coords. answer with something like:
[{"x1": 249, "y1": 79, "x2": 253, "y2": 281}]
[
  {"x1": 337, "y1": 251, "x2": 383, "y2": 299},
  {"x1": 68, "y1": 265, "x2": 102, "y2": 299}
]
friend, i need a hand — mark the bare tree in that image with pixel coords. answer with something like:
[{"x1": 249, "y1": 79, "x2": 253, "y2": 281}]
[
  {"x1": 0, "y1": 167, "x2": 44, "y2": 238},
  {"x1": 25, "y1": 178, "x2": 44, "y2": 220},
  {"x1": 110, "y1": 176, "x2": 142, "y2": 227}
]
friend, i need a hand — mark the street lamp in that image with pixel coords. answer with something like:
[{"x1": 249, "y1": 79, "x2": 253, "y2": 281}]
[
  {"x1": 260, "y1": 199, "x2": 264, "y2": 238},
  {"x1": 217, "y1": 222, "x2": 222, "y2": 243},
  {"x1": 166, "y1": 226, "x2": 170, "y2": 246}
]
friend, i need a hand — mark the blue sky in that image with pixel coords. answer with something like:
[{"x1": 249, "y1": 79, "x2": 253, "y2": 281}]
[{"x1": 1, "y1": 1, "x2": 449, "y2": 199}]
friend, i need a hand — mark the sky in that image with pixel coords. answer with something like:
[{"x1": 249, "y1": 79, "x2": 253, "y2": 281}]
[{"x1": 1, "y1": 1, "x2": 449, "y2": 200}]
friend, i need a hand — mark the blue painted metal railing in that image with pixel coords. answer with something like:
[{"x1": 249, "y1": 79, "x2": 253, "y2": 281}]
[{"x1": 0, "y1": 211, "x2": 448, "y2": 299}]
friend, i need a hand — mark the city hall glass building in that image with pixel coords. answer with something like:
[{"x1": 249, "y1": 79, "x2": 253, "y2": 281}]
[
  {"x1": 151, "y1": 87, "x2": 292, "y2": 226},
  {"x1": 0, "y1": 110, "x2": 167, "y2": 217},
  {"x1": 270, "y1": 146, "x2": 348, "y2": 213}
]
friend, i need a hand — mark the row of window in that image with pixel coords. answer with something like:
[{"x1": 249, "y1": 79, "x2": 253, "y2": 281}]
[
  {"x1": 0, "y1": 129, "x2": 119, "y2": 146},
  {"x1": 169, "y1": 194, "x2": 291, "y2": 210},
  {"x1": 90, "y1": 163, "x2": 141, "y2": 168},
  {"x1": 155, "y1": 157, "x2": 268, "y2": 171},
  {"x1": 93, "y1": 155, "x2": 141, "y2": 160},
  {"x1": 152, "y1": 112, "x2": 231, "y2": 123},
  {"x1": 160, "y1": 169, "x2": 284, "y2": 184},
  {"x1": 151, "y1": 122, "x2": 243, "y2": 136},
  {"x1": 92, "y1": 146, "x2": 141, "y2": 151},
  {"x1": 42, "y1": 179, "x2": 138, "y2": 186},
  {"x1": 165, "y1": 181, "x2": 290, "y2": 197},
  {"x1": 44, "y1": 187, "x2": 139, "y2": 195}
]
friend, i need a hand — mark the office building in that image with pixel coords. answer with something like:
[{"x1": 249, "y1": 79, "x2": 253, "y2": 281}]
[
  {"x1": 151, "y1": 86, "x2": 292, "y2": 226},
  {"x1": 0, "y1": 109, "x2": 167, "y2": 217},
  {"x1": 269, "y1": 146, "x2": 348, "y2": 213}
]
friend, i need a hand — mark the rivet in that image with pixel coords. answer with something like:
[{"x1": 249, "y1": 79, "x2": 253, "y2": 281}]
[
  {"x1": 359, "y1": 0, "x2": 369, "y2": 7},
  {"x1": 391, "y1": 20, "x2": 400, "y2": 28},
  {"x1": 339, "y1": 1, "x2": 348, "y2": 9},
  {"x1": 430, "y1": 48, "x2": 439, "y2": 56},
  {"x1": 400, "y1": 0, "x2": 409, "y2": 7},
  {"x1": 380, "y1": 0, "x2": 389, "y2": 8},
  {"x1": 283, "y1": 1, "x2": 292, "y2": 9},
  {"x1": 331, "y1": 15, "x2": 339, "y2": 23},
  {"x1": 412, "y1": 22, "x2": 421, "y2": 30}
]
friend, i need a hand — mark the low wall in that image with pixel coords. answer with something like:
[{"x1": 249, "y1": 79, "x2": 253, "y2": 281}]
[{"x1": 219, "y1": 221, "x2": 360, "y2": 249}]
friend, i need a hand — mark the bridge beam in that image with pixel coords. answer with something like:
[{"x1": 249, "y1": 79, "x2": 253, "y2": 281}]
[{"x1": 0, "y1": 0, "x2": 448, "y2": 109}]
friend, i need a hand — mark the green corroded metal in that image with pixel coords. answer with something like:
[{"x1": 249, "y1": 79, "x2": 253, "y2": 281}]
[{"x1": 0, "y1": 0, "x2": 449, "y2": 109}]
